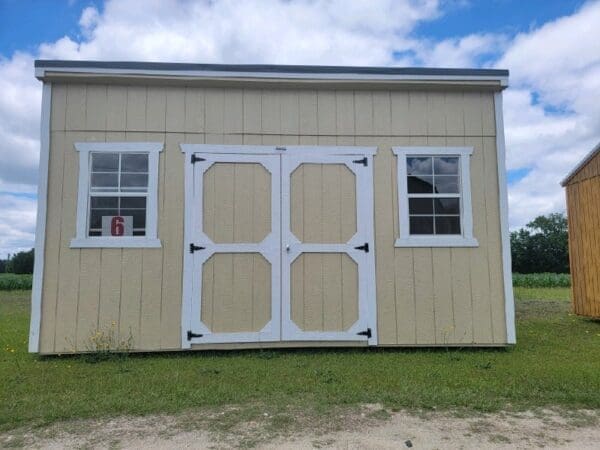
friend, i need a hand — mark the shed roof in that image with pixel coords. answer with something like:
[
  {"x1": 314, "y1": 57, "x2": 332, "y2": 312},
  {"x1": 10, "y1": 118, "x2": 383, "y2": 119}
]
[
  {"x1": 561, "y1": 141, "x2": 600, "y2": 186},
  {"x1": 34, "y1": 60, "x2": 509, "y2": 89}
]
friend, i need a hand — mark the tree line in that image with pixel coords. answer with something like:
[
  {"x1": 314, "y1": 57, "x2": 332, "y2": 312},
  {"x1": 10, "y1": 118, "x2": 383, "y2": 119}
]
[{"x1": 0, "y1": 249, "x2": 35, "y2": 274}]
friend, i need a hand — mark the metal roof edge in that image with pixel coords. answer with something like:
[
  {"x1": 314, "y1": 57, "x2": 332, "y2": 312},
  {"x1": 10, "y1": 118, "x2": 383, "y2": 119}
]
[
  {"x1": 34, "y1": 59, "x2": 509, "y2": 84},
  {"x1": 561, "y1": 141, "x2": 600, "y2": 186}
]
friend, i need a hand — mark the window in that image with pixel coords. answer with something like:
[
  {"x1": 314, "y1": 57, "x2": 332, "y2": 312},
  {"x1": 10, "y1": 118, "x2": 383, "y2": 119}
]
[
  {"x1": 71, "y1": 142, "x2": 163, "y2": 248},
  {"x1": 392, "y1": 147, "x2": 477, "y2": 247}
]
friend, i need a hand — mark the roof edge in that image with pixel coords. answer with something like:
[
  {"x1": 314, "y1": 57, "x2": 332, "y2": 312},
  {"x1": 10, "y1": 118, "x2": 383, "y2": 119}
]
[
  {"x1": 34, "y1": 59, "x2": 509, "y2": 86},
  {"x1": 561, "y1": 141, "x2": 600, "y2": 186}
]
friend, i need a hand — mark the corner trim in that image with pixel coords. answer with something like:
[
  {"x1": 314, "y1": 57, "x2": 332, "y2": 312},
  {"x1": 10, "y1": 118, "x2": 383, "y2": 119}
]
[
  {"x1": 494, "y1": 91, "x2": 516, "y2": 344},
  {"x1": 29, "y1": 82, "x2": 52, "y2": 353}
]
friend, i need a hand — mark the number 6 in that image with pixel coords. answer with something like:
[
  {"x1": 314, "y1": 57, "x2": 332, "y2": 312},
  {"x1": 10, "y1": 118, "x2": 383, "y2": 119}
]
[{"x1": 111, "y1": 216, "x2": 124, "y2": 236}]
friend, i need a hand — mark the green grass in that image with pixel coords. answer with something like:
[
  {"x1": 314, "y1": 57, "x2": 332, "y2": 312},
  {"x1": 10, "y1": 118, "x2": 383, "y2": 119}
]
[
  {"x1": 513, "y1": 272, "x2": 571, "y2": 288},
  {"x1": 1, "y1": 288, "x2": 600, "y2": 433},
  {"x1": 0, "y1": 274, "x2": 32, "y2": 291}
]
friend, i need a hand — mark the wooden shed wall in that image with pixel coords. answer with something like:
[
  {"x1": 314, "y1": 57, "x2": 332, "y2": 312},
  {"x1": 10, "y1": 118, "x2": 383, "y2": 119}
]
[
  {"x1": 38, "y1": 82, "x2": 507, "y2": 353},
  {"x1": 566, "y1": 173, "x2": 600, "y2": 318}
]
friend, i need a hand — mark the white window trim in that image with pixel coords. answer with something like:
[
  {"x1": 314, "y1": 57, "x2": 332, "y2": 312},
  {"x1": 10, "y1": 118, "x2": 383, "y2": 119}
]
[
  {"x1": 71, "y1": 142, "x2": 163, "y2": 248},
  {"x1": 392, "y1": 146, "x2": 478, "y2": 248}
]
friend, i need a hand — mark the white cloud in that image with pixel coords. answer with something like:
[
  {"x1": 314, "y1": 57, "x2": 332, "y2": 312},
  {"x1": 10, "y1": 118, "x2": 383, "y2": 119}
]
[
  {"x1": 0, "y1": 193, "x2": 37, "y2": 258},
  {"x1": 497, "y1": 0, "x2": 600, "y2": 228},
  {"x1": 1, "y1": 0, "x2": 600, "y2": 255}
]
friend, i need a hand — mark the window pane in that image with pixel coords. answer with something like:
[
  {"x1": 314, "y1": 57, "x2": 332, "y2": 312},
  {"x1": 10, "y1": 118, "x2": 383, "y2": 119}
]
[
  {"x1": 91, "y1": 173, "x2": 118, "y2": 190},
  {"x1": 120, "y1": 196, "x2": 146, "y2": 209},
  {"x1": 435, "y1": 216, "x2": 461, "y2": 234},
  {"x1": 434, "y1": 175, "x2": 459, "y2": 194},
  {"x1": 407, "y1": 157, "x2": 432, "y2": 175},
  {"x1": 410, "y1": 216, "x2": 434, "y2": 234},
  {"x1": 89, "y1": 208, "x2": 118, "y2": 229},
  {"x1": 90, "y1": 196, "x2": 119, "y2": 208},
  {"x1": 434, "y1": 198, "x2": 460, "y2": 215},
  {"x1": 121, "y1": 209, "x2": 146, "y2": 229},
  {"x1": 91, "y1": 153, "x2": 119, "y2": 172},
  {"x1": 121, "y1": 153, "x2": 148, "y2": 173},
  {"x1": 407, "y1": 176, "x2": 434, "y2": 193},
  {"x1": 409, "y1": 198, "x2": 433, "y2": 214},
  {"x1": 120, "y1": 173, "x2": 148, "y2": 190},
  {"x1": 434, "y1": 157, "x2": 459, "y2": 175}
]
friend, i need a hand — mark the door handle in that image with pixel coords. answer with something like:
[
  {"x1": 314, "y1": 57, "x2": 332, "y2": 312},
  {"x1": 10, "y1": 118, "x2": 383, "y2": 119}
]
[{"x1": 286, "y1": 245, "x2": 290, "y2": 253}]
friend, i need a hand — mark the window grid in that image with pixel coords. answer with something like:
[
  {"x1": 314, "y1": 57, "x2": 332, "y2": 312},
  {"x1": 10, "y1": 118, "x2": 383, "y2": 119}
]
[
  {"x1": 407, "y1": 155, "x2": 462, "y2": 236},
  {"x1": 87, "y1": 152, "x2": 149, "y2": 237}
]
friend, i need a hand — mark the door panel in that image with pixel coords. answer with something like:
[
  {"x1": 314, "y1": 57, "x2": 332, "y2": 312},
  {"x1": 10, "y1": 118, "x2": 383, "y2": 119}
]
[
  {"x1": 188, "y1": 154, "x2": 280, "y2": 344},
  {"x1": 291, "y1": 252, "x2": 359, "y2": 332},
  {"x1": 290, "y1": 164, "x2": 357, "y2": 243},
  {"x1": 203, "y1": 162, "x2": 271, "y2": 243},
  {"x1": 282, "y1": 154, "x2": 376, "y2": 342},
  {"x1": 201, "y1": 253, "x2": 271, "y2": 333}
]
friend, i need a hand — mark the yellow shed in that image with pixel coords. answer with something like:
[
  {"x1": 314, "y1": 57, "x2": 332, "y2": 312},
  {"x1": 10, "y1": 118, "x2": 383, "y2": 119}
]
[
  {"x1": 29, "y1": 60, "x2": 514, "y2": 354},
  {"x1": 562, "y1": 142, "x2": 600, "y2": 319}
]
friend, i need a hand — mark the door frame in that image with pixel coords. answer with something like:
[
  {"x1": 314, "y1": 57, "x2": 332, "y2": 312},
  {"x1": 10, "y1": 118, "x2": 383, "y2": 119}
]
[{"x1": 180, "y1": 144, "x2": 377, "y2": 349}]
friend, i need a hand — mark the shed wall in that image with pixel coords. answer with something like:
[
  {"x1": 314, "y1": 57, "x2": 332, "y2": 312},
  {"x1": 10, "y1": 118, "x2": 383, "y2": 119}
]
[
  {"x1": 39, "y1": 82, "x2": 507, "y2": 353},
  {"x1": 566, "y1": 178, "x2": 600, "y2": 318}
]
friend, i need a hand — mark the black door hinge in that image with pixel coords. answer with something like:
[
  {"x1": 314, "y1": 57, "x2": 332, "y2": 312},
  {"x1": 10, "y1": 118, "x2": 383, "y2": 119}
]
[
  {"x1": 354, "y1": 242, "x2": 369, "y2": 253},
  {"x1": 191, "y1": 154, "x2": 206, "y2": 164},
  {"x1": 352, "y1": 156, "x2": 368, "y2": 166},
  {"x1": 357, "y1": 328, "x2": 372, "y2": 338},
  {"x1": 190, "y1": 243, "x2": 205, "y2": 253},
  {"x1": 187, "y1": 330, "x2": 203, "y2": 340}
]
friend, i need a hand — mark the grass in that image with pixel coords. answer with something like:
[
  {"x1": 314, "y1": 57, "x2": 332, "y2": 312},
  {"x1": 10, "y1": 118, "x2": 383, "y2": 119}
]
[
  {"x1": 0, "y1": 274, "x2": 32, "y2": 291},
  {"x1": 1, "y1": 288, "x2": 600, "y2": 433}
]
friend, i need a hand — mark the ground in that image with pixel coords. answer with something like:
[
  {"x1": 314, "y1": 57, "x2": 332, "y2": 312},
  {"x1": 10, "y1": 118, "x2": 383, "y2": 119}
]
[{"x1": 1, "y1": 287, "x2": 600, "y2": 448}]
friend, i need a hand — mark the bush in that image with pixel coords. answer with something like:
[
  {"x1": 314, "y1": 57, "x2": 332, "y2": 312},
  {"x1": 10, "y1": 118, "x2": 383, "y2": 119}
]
[
  {"x1": 0, "y1": 274, "x2": 33, "y2": 290},
  {"x1": 512, "y1": 272, "x2": 571, "y2": 288}
]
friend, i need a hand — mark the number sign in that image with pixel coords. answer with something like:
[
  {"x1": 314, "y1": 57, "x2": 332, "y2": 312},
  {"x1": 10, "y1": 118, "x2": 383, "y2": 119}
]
[{"x1": 101, "y1": 216, "x2": 133, "y2": 236}]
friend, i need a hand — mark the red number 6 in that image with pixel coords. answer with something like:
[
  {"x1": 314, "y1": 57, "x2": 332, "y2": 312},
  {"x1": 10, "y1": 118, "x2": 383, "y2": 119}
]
[{"x1": 111, "y1": 216, "x2": 124, "y2": 236}]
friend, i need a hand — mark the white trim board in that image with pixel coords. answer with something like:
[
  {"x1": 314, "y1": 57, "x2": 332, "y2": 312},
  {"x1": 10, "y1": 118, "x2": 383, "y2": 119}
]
[
  {"x1": 29, "y1": 82, "x2": 52, "y2": 353},
  {"x1": 494, "y1": 92, "x2": 516, "y2": 345},
  {"x1": 180, "y1": 144, "x2": 377, "y2": 156},
  {"x1": 392, "y1": 146, "x2": 478, "y2": 248}
]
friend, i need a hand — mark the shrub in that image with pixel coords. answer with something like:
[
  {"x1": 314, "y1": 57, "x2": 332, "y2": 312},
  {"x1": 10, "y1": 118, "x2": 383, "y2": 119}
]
[
  {"x1": 0, "y1": 274, "x2": 33, "y2": 290},
  {"x1": 512, "y1": 272, "x2": 571, "y2": 288}
]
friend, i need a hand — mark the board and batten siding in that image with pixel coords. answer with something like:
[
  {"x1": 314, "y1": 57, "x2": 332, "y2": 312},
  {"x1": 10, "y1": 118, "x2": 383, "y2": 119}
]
[
  {"x1": 565, "y1": 152, "x2": 600, "y2": 319},
  {"x1": 39, "y1": 82, "x2": 506, "y2": 353}
]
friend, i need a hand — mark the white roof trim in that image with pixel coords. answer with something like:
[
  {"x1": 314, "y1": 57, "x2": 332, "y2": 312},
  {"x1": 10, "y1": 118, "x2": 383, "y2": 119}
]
[{"x1": 35, "y1": 64, "x2": 509, "y2": 87}]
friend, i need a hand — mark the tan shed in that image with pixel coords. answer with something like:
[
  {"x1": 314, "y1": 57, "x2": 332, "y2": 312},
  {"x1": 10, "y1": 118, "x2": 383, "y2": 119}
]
[
  {"x1": 29, "y1": 60, "x2": 515, "y2": 354},
  {"x1": 562, "y1": 142, "x2": 600, "y2": 319}
]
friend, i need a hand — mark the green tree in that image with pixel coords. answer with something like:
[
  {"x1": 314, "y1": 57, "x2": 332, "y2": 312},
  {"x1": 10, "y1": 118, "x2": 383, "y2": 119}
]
[
  {"x1": 7, "y1": 249, "x2": 35, "y2": 274},
  {"x1": 511, "y1": 213, "x2": 569, "y2": 273}
]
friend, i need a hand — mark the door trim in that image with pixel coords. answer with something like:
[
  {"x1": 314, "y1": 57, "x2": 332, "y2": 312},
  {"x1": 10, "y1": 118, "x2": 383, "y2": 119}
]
[{"x1": 181, "y1": 144, "x2": 377, "y2": 156}]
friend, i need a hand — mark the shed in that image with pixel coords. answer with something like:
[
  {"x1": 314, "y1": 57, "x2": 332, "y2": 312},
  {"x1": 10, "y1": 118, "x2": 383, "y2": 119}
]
[
  {"x1": 29, "y1": 60, "x2": 515, "y2": 354},
  {"x1": 561, "y1": 142, "x2": 600, "y2": 319}
]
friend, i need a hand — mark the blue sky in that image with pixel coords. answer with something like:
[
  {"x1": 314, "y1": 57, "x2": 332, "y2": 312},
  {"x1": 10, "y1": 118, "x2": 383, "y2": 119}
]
[{"x1": 0, "y1": 0, "x2": 598, "y2": 257}]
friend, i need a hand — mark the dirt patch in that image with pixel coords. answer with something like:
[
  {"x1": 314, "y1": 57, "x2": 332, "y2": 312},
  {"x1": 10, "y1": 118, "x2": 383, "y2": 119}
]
[{"x1": 1, "y1": 407, "x2": 598, "y2": 449}]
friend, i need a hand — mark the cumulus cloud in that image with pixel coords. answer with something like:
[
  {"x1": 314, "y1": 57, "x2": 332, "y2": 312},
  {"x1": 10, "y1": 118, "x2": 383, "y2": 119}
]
[
  {"x1": 0, "y1": 0, "x2": 599, "y2": 255},
  {"x1": 497, "y1": 0, "x2": 600, "y2": 227}
]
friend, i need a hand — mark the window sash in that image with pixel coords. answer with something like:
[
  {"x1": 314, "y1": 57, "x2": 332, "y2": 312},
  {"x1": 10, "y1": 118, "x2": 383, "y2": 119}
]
[{"x1": 392, "y1": 146, "x2": 477, "y2": 248}]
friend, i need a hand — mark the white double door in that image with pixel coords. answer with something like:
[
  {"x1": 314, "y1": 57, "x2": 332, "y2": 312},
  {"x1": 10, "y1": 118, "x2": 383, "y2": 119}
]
[{"x1": 183, "y1": 150, "x2": 376, "y2": 346}]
